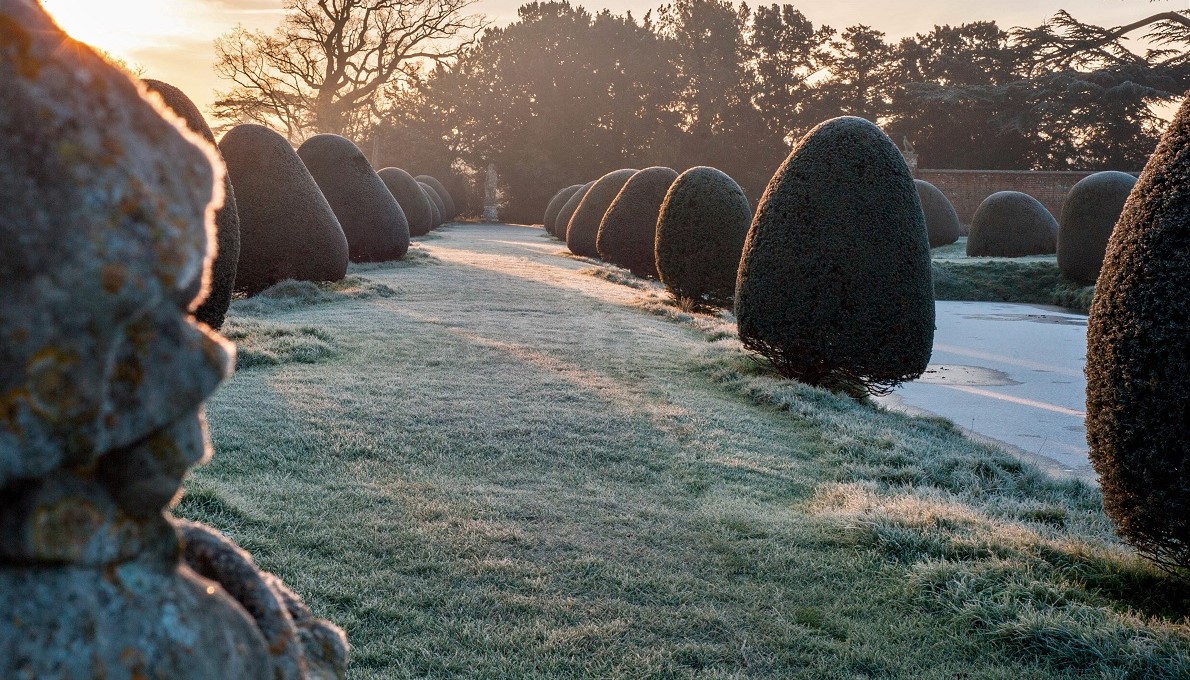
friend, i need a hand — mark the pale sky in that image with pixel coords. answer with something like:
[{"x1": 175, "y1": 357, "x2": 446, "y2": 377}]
[{"x1": 40, "y1": 0, "x2": 1184, "y2": 117}]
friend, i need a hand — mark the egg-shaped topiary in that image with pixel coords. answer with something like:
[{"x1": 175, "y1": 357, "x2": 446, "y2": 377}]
[
  {"x1": 219, "y1": 124, "x2": 348, "y2": 296},
  {"x1": 597, "y1": 167, "x2": 678, "y2": 277},
  {"x1": 297, "y1": 134, "x2": 408, "y2": 262},
  {"x1": 735, "y1": 117, "x2": 934, "y2": 395},
  {"x1": 914, "y1": 179, "x2": 961, "y2": 248},
  {"x1": 1058, "y1": 171, "x2": 1137, "y2": 286},
  {"x1": 379, "y1": 167, "x2": 435, "y2": 237},
  {"x1": 1086, "y1": 97, "x2": 1190, "y2": 574},
  {"x1": 416, "y1": 175, "x2": 456, "y2": 219},
  {"x1": 142, "y1": 79, "x2": 240, "y2": 330},
  {"x1": 419, "y1": 181, "x2": 445, "y2": 226},
  {"x1": 544, "y1": 185, "x2": 583, "y2": 237},
  {"x1": 556, "y1": 181, "x2": 594, "y2": 241},
  {"x1": 566, "y1": 169, "x2": 638, "y2": 258},
  {"x1": 966, "y1": 191, "x2": 1058, "y2": 257},
  {"x1": 655, "y1": 167, "x2": 751, "y2": 307}
]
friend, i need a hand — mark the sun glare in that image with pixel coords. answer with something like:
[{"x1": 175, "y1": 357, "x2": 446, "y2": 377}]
[{"x1": 40, "y1": 0, "x2": 198, "y2": 59}]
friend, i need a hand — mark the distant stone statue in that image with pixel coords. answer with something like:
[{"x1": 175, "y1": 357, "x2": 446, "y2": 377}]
[
  {"x1": 900, "y1": 136, "x2": 920, "y2": 176},
  {"x1": 0, "y1": 1, "x2": 347, "y2": 677},
  {"x1": 484, "y1": 162, "x2": 500, "y2": 221}
]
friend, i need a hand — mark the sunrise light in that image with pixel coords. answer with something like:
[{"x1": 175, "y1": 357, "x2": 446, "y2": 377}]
[{"x1": 40, "y1": 0, "x2": 200, "y2": 60}]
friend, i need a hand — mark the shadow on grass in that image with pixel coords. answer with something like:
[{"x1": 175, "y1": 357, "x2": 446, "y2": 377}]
[{"x1": 932, "y1": 260, "x2": 1095, "y2": 313}]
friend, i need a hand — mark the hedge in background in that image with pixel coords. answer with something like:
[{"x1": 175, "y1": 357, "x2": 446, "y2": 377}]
[
  {"x1": 219, "y1": 124, "x2": 348, "y2": 295},
  {"x1": 297, "y1": 134, "x2": 409, "y2": 262},
  {"x1": 914, "y1": 179, "x2": 961, "y2": 248},
  {"x1": 736, "y1": 117, "x2": 934, "y2": 395},
  {"x1": 379, "y1": 167, "x2": 435, "y2": 237},
  {"x1": 1086, "y1": 97, "x2": 1190, "y2": 575},
  {"x1": 655, "y1": 166, "x2": 751, "y2": 307},
  {"x1": 597, "y1": 167, "x2": 678, "y2": 277},
  {"x1": 556, "y1": 182, "x2": 594, "y2": 241},
  {"x1": 1058, "y1": 171, "x2": 1137, "y2": 286},
  {"x1": 966, "y1": 191, "x2": 1058, "y2": 257},
  {"x1": 417, "y1": 175, "x2": 456, "y2": 219},
  {"x1": 567, "y1": 169, "x2": 637, "y2": 258},
  {"x1": 419, "y1": 181, "x2": 446, "y2": 227},
  {"x1": 544, "y1": 185, "x2": 583, "y2": 237},
  {"x1": 143, "y1": 79, "x2": 240, "y2": 329}
]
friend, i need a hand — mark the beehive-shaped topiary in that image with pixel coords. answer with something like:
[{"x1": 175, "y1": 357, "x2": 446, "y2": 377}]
[
  {"x1": 1058, "y1": 171, "x2": 1137, "y2": 286},
  {"x1": 1086, "y1": 96, "x2": 1190, "y2": 574},
  {"x1": 297, "y1": 134, "x2": 409, "y2": 262},
  {"x1": 597, "y1": 167, "x2": 678, "y2": 277},
  {"x1": 142, "y1": 79, "x2": 240, "y2": 330},
  {"x1": 416, "y1": 175, "x2": 456, "y2": 219},
  {"x1": 556, "y1": 181, "x2": 594, "y2": 241},
  {"x1": 736, "y1": 117, "x2": 934, "y2": 394},
  {"x1": 967, "y1": 191, "x2": 1058, "y2": 256},
  {"x1": 655, "y1": 167, "x2": 751, "y2": 307},
  {"x1": 914, "y1": 179, "x2": 961, "y2": 248},
  {"x1": 566, "y1": 169, "x2": 638, "y2": 258},
  {"x1": 419, "y1": 181, "x2": 445, "y2": 226},
  {"x1": 544, "y1": 185, "x2": 583, "y2": 237},
  {"x1": 219, "y1": 124, "x2": 348, "y2": 295},
  {"x1": 379, "y1": 167, "x2": 435, "y2": 237}
]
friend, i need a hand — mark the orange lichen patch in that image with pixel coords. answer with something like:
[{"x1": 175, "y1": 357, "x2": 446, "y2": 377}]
[
  {"x1": 0, "y1": 387, "x2": 30, "y2": 433},
  {"x1": 101, "y1": 263, "x2": 127, "y2": 294},
  {"x1": 0, "y1": 15, "x2": 39, "y2": 78},
  {"x1": 31, "y1": 496, "x2": 103, "y2": 559},
  {"x1": 112, "y1": 356, "x2": 144, "y2": 390},
  {"x1": 26, "y1": 347, "x2": 82, "y2": 421}
]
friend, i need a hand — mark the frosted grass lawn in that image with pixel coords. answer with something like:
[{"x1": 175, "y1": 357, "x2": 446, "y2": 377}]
[{"x1": 178, "y1": 224, "x2": 1188, "y2": 679}]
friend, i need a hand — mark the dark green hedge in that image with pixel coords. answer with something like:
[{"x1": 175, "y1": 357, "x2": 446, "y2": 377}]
[
  {"x1": 419, "y1": 181, "x2": 445, "y2": 226},
  {"x1": 914, "y1": 179, "x2": 960, "y2": 248},
  {"x1": 556, "y1": 182, "x2": 594, "y2": 242},
  {"x1": 416, "y1": 175, "x2": 456, "y2": 219},
  {"x1": 379, "y1": 167, "x2": 435, "y2": 237},
  {"x1": 597, "y1": 167, "x2": 677, "y2": 278},
  {"x1": 566, "y1": 169, "x2": 637, "y2": 258},
  {"x1": 736, "y1": 117, "x2": 934, "y2": 395},
  {"x1": 967, "y1": 191, "x2": 1057, "y2": 257},
  {"x1": 544, "y1": 185, "x2": 583, "y2": 237},
  {"x1": 1058, "y1": 171, "x2": 1136, "y2": 286}
]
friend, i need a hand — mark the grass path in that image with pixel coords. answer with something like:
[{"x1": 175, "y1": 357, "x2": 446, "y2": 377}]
[{"x1": 181, "y1": 224, "x2": 1188, "y2": 679}]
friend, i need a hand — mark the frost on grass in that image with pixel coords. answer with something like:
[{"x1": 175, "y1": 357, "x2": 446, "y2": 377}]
[
  {"x1": 630, "y1": 290, "x2": 737, "y2": 341},
  {"x1": 932, "y1": 260, "x2": 1095, "y2": 313},
  {"x1": 577, "y1": 266, "x2": 650, "y2": 290},
  {"x1": 230, "y1": 275, "x2": 397, "y2": 315},
  {"x1": 350, "y1": 244, "x2": 441, "y2": 271},
  {"x1": 222, "y1": 318, "x2": 340, "y2": 369}
]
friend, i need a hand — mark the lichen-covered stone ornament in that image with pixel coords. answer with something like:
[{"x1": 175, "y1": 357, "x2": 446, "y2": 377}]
[{"x1": 0, "y1": 1, "x2": 347, "y2": 677}]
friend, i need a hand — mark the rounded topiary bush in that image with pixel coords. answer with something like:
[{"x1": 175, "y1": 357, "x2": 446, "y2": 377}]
[
  {"x1": 914, "y1": 179, "x2": 961, "y2": 248},
  {"x1": 597, "y1": 167, "x2": 678, "y2": 277},
  {"x1": 655, "y1": 166, "x2": 751, "y2": 307},
  {"x1": 419, "y1": 181, "x2": 445, "y2": 226},
  {"x1": 736, "y1": 117, "x2": 934, "y2": 395},
  {"x1": 967, "y1": 191, "x2": 1058, "y2": 257},
  {"x1": 1086, "y1": 96, "x2": 1190, "y2": 574},
  {"x1": 297, "y1": 134, "x2": 408, "y2": 262},
  {"x1": 219, "y1": 124, "x2": 348, "y2": 296},
  {"x1": 544, "y1": 185, "x2": 583, "y2": 237},
  {"x1": 379, "y1": 167, "x2": 435, "y2": 237},
  {"x1": 1058, "y1": 171, "x2": 1137, "y2": 286},
  {"x1": 416, "y1": 175, "x2": 456, "y2": 219},
  {"x1": 556, "y1": 181, "x2": 594, "y2": 241},
  {"x1": 566, "y1": 169, "x2": 638, "y2": 258},
  {"x1": 143, "y1": 79, "x2": 240, "y2": 330}
]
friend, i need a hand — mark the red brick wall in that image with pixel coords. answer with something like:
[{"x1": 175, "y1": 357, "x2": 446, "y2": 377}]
[{"x1": 915, "y1": 169, "x2": 1106, "y2": 225}]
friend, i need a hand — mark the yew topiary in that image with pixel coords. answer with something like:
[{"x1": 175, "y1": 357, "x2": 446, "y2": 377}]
[
  {"x1": 966, "y1": 191, "x2": 1058, "y2": 257},
  {"x1": 914, "y1": 179, "x2": 961, "y2": 248},
  {"x1": 566, "y1": 169, "x2": 638, "y2": 258},
  {"x1": 419, "y1": 181, "x2": 445, "y2": 226},
  {"x1": 297, "y1": 134, "x2": 408, "y2": 262},
  {"x1": 142, "y1": 79, "x2": 240, "y2": 330},
  {"x1": 544, "y1": 185, "x2": 583, "y2": 237},
  {"x1": 1086, "y1": 97, "x2": 1190, "y2": 574},
  {"x1": 219, "y1": 124, "x2": 348, "y2": 295},
  {"x1": 1058, "y1": 171, "x2": 1137, "y2": 286},
  {"x1": 597, "y1": 167, "x2": 678, "y2": 277},
  {"x1": 416, "y1": 175, "x2": 456, "y2": 219},
  {"x1": 379, "y1": 167, "x2": 435, "y2": 237},
  {"x1": 655, "y1": 166, "x2": 751, "y2": 307},
  {"x1": 735, "y1": 117, "x2": 934, "y2": 395},
  {"x1": 556, "y1": 181, "x2": 594, "y2": 241}
]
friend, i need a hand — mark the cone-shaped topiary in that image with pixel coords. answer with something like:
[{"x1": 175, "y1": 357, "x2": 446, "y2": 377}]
[
  {"x1": 1059, "y1": 171, "x2": 1137, "y2": 286},
  {"x1": 544, "y1": 185, "x2": 583, "y2": 237},
  {"x1": 142, "y1": 79, "x2": 240, "y2": 330},
  {"x1": 416, "y1": 175, "x2": 456, "y2": 219},
  {"x1": 967, "y1": 191, "x2": 1058, "y2": 257},
  {"x1": 556, "y1": 181, "x2": 594, "y2": 241},
  {"x1": 1086, "y1": 97, "x2": 1190, "y2": 574},
  {"x1": 297, "y1": 134, "x2": 408, "y2": 262},
  {"x1": 379, "y1": 167, "x2": 435, "y2": 237},
  {"x1": 597, "y1": 167, "x2": 678, "y2": 277},
  {"x1": 655, "y1": 167, "x2": 751, "y2": 307},
  {"x1": 566, "y1": 169, "x2": 637, "y2": 257},
  {"x1": 219, "y1": 124, "x2": 348, "y2": 295},
  {"x1": 736, "y1": 117, "x2": 934, "y2": 395},
  {"x1": 419, "y1": 181, "x2": 445, "y2": 226},
  {"x1": 914, "y1": 179, "x2": 961, "y2": 248}
]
